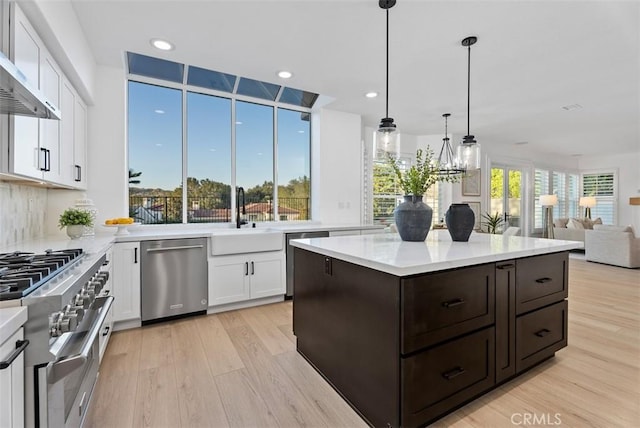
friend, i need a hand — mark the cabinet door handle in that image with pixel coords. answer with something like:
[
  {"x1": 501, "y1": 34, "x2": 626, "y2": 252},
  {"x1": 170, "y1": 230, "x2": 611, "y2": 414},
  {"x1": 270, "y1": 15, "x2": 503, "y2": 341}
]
[
  {"x1": 535, "y1": 328, "x2": 551, "y2": 337},
  {"x1": 102, "y1": 326, "x2": 110, "y2": 337},
  {"x1": 442, "y1": 298, "x2": 465, "y2": 308},
  {"x1": 75, "y1": 165, "x2": 82, "y2": 182},
  {"x1": 245, "y1": 262, "x2": 249, "y2": 276},
  {"x1": 0, "y1": 339, "x2": 29, "y2": 370},
  {"x1": 45, "y1": 149, "x2": 51, "y2": 171},
  {"x1": 442, "y1": 366, "x2": 466, "y2": 380},
  {"x1": 39, "y1": 148, "x2": 47, "y2": 171},
  {"x1": 134, "y1": 248, "x2": 138, "y2": 264},
  {"x1": 535, "y1": 277, "x2": 552, "y2": 284},
  {"x1": 250, "y1": 261, "x2": 254, "y2": 275},
  {"x1": 497, "y1": 263, "x2": 515, "y2": 270}
]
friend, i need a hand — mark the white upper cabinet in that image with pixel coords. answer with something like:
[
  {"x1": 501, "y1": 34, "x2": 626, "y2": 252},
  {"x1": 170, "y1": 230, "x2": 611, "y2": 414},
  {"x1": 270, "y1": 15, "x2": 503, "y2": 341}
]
[{"x1": 4, "y1": 2, "x2": 87, "y2": 189}]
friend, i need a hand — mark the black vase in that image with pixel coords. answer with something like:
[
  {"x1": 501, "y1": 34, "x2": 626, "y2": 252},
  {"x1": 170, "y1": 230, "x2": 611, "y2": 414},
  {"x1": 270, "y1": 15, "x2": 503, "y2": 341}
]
[
  {"x1": 394, "y1": 196, "x2": 433, "y2": 241},
  {"x1": 445, "y1": 203, "x2": 475, "y2": 242}
]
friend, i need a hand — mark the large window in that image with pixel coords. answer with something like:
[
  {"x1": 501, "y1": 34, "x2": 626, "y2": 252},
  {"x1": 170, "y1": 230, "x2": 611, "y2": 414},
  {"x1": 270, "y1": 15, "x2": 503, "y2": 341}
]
[
  {"x1": 128, "y1": 82, "x2": 183, "y2": 223},
  {"x1": 582, "y1": 171, "x2": 616, "y2": 224},
  {"x1": 534, "y1": 169, "x2": 579, "y2": 229},
  {"x1": 127, "y1": 53, "x2": 315, "y2": 225},
  {"x1": 186, "y1": 92, "x2": 231, "y2": 223}
]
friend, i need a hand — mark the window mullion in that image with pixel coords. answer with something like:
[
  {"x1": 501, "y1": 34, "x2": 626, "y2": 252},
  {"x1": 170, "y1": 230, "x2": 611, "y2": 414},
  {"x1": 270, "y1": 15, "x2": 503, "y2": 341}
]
[{"x1": 273, "y1": 107, "x2": 279, "y2": 221}]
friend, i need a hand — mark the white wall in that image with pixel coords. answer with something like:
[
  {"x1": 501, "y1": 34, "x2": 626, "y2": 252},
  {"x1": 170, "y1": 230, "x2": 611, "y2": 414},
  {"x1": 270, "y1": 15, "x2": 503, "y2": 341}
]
[
  {"x1": 85, "y1": 65, "x2": 128, "y2": 226},
  {"x1": 312, "y1": 109, "x2": 363, "y2": 224},
  {"x1": 579, "y1": 151, "x2": 640, "y2": 232}
]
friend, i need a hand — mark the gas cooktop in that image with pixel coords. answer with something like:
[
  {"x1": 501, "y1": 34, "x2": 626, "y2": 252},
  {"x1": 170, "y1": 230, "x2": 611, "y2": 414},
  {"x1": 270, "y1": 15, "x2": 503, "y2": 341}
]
[{"x1": 0, "y1": 249, "x2": 84, "y2": 300}]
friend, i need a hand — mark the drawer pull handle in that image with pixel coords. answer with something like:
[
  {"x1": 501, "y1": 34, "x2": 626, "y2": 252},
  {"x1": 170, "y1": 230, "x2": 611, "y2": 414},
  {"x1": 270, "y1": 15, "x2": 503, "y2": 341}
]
[
  {"x1": 0, "y1": 340, "x2": 29, "y2": 370},
  {"x1": 442, "y1": 298, "x2": 465, "y2": 308},
  {"x1": 535, "y1": 277, "x2": 552, "y2": 284},
  {"x1": 535, "y1": 328, "x2": 551, "y2": 337},
  {"x1": 497, "y1": 263, "x2": 515, "y2": 270},
  {"x1": 442, "y1": 366, "x2": 466, "y2": 380}
]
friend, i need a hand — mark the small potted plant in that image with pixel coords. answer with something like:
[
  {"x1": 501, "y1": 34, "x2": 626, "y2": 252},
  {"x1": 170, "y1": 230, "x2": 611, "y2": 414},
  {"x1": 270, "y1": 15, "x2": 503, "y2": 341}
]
[
  {"x1": 481, "y1": 211, "x2": 504, "y2": 234},
  {"x1": 59, "y1": 208, "x2": 93, "y2": 239}
]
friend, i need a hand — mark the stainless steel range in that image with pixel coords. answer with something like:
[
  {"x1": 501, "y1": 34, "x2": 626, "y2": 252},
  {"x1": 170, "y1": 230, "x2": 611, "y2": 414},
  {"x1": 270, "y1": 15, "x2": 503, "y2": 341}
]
[{"x1": 0, "y1": 248, "x2": 113, "y2": 427}]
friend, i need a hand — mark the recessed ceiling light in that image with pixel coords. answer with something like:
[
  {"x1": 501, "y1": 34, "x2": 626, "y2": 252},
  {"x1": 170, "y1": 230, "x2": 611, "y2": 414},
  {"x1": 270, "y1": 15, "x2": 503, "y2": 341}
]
[
  {"x1": 150, "y1": 38, "x2": 174, "y2": 51},
  {"x1": 365, "y1": 92, "x2": 378, "y2": 98},
  {"x1": 571, "y1": 153, "x2": 583, "y2": 157},
  {"x1": 154, "y1": 109, "x2": 165, "y2": 114},
  {"x1": 235, "y1": 121, "x2": 243, "y2": 125},
  {"x1": 277, "y1": 70, "x2": 293, "y2": 79},
  {"x1": 298, "y1": 130, "x2": 305, "y2": 134},
  {"x1": 156, "y1": 143, "x2": 163, "y2": 147},
  {"x1": 514, "y1": 141, "x2": 528, "y2": 145}
]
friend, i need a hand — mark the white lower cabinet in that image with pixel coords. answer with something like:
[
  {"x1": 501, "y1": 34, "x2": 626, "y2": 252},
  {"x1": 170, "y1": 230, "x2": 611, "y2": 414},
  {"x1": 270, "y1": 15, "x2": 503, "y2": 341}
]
[
  {"x1": 209, "y1": 251, "x2": 285, "y2": 306},
  {"x1": 0, "y1": 328, "x2": 25, "y2": 428},
  {"x1": 111, "y1": 242, "x2": 141, "y2": 323}
]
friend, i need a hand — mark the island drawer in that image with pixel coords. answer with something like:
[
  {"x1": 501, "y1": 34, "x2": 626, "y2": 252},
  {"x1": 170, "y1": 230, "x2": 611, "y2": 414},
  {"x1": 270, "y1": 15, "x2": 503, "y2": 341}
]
[
  {"x1": 516, "y1": 300, "x2": 568, "y2": 373},
  {"x1": 516, "y1": 252, "x2": 568, "y2": 314},
  {"x1": 401, "y1": 263, "x2": 495, "y2": 353},
  {"x1": 401, "y1": 327, "x2": 495, "y2": 427}
]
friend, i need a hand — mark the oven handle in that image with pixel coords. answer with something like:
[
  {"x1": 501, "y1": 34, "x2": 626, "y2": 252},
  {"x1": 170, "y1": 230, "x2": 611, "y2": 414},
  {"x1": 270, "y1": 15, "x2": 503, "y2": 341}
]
[{"x1": 46, "y1": 296, "x2": 114, "y2": 384}]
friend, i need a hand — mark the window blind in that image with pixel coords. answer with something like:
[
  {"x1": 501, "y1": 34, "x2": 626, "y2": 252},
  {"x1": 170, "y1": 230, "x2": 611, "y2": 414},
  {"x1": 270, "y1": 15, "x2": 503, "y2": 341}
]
[{"x1": 582, "y1": 172, "x2": 616, "y2": 224}]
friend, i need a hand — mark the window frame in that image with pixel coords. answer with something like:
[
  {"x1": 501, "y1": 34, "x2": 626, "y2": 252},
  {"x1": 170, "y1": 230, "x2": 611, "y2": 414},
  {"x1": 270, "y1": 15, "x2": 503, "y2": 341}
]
[{"x1": 127, "y1": 73, "x2": 313, "y2": 225}]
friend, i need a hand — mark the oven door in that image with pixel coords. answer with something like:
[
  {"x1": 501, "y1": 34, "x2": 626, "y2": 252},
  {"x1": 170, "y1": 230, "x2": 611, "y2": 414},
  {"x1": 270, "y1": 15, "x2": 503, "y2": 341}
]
[{"x1": 37, "y1": 296, "x2": 113, "y2": 427}]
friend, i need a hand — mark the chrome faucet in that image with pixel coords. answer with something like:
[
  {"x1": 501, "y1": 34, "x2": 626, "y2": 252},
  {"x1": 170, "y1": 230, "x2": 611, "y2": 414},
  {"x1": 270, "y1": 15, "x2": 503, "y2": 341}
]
[{"x1": 236, "y1": 186, "x2": 247, "y2": 228}]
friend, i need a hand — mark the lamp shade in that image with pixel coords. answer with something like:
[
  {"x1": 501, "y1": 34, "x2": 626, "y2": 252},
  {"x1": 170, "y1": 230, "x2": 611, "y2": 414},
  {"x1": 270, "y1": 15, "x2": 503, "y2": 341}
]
[
  {"x1": 579, "y1": 196, "x2": 596, "y2": 208},
  {"x1": 373, "y1": 126, "x2": 401, "y2": 159},
  {"x1": 456, "y1": 141, "x2": 481, "y2": 170},
  {"x1": 539, "y1": 194, "x2": 558, "y2": 206}
]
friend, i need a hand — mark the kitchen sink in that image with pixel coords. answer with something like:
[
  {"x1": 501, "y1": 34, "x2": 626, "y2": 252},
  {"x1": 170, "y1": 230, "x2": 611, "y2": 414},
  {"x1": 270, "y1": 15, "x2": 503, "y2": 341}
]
[{"x1": 210, "y1": 229, "x2": 284, "y2": 255}]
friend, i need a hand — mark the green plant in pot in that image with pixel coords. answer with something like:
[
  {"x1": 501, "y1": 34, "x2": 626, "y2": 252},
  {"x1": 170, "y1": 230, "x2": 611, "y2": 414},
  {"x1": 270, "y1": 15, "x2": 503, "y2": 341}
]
[
  {"x1": 59, "y1": 208, "x2": 93, "y2": 239},
  {"x1": 387, "y1": 148, "x2": 459, "y2": 241},
  {"x1": 481, "y1": 211, "x2": 504, "y2": 234}
]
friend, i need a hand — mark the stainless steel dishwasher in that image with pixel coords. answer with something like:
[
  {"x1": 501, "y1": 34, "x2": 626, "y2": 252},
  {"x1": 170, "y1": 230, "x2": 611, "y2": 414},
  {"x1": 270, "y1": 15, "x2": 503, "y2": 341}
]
[{"x1": 141, "y1": 238, "x2": 208, "y2": 323}]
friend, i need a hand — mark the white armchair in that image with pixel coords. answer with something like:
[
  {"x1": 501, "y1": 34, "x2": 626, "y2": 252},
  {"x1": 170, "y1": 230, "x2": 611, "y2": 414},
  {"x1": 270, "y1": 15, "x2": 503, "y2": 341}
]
[{"x1": 585, "y1": 225, "x2": 640, "y2": 268}]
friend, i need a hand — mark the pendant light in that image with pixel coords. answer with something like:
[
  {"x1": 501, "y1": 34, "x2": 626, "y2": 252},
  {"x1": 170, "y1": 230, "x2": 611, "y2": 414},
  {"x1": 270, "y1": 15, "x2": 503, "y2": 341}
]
[
  {"x1": 437, "y1": 113, "x2": 465, "y2": 177},
  {"x1": 456, "y1": 36, "x2": 481, "y2": 170},
  {"x1": 374, "y1": 0, "x2": 400, "y2": 159}
]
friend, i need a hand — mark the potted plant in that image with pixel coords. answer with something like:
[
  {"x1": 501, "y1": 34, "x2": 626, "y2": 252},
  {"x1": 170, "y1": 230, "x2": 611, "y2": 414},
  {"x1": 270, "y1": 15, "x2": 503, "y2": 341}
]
[
  {"x1": 59, "y1": 208, "x2": 93, "y2": 239},
  {"x1": 387, "y1": 148, "x2": 460, "y2": 241},
  {"x1": 481, "y1": 211, "x2": 504, "y2": 234}
]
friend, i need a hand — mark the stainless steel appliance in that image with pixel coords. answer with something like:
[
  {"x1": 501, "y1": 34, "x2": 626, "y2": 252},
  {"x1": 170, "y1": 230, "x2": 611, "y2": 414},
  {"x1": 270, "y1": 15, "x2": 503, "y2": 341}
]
[
  {"x1": 285, "y1": 231, "x2": 329, "y2": 298},
  {"x1": 140, "y1": 238, "x2": 208, "y2": 323},
  {"x1": 0, "y1": 248, "x2": 113, "y2": 427}
]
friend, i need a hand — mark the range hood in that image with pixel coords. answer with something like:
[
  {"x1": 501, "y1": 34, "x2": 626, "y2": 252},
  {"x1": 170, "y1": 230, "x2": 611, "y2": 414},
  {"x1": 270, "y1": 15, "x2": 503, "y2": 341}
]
[{"x1": 0, "y1": 51, "x2": 60, "y2": 120}]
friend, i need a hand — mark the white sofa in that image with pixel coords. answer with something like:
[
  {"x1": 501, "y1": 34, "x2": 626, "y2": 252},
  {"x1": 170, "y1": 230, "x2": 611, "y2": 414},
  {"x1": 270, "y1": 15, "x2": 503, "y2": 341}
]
[
  {"x1": 553, "y1": 217, "x2": 602, "y2": 247},
  {"x1": 585, "y1": 225, "x2": 640, "y2": 268}
]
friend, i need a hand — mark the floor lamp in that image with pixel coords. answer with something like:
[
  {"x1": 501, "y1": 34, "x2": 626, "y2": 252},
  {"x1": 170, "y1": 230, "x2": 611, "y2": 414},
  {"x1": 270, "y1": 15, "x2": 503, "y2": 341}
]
[
  {"x1": 540, "y1": 194, "x2": 558, "y2": 238},
  {"x1": 579, "y1": 196, "x2": 596, "y2": 219}
]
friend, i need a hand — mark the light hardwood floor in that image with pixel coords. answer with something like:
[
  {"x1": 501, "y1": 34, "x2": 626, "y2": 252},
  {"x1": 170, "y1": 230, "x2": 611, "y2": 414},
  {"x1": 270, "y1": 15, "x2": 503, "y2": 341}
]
[{"x1": 85, "y1": 258, "x2": 640, "y2": 427}]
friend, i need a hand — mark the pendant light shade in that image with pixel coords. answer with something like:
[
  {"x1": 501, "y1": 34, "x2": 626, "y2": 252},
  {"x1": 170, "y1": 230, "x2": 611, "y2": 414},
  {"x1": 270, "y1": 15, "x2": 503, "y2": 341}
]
[
  {"x1": 456, "y1": 36, "x2": 481, "y2": 170},
  {"x1": 437, "y1": 113, "x2": 465, "y2": 177},
  {"x1": 374, "y1": 0, "x2": 400, "y2": 159}
]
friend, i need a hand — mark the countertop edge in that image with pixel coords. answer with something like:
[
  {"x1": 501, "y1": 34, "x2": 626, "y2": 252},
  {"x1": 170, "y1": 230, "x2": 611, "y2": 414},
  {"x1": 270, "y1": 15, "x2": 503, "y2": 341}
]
[
  {"x1": 290, "y1": 234, "x2": 581, "y2": 276},
  {"x1": 0, "y1": 307, "x2": 28, "y2": 345}
]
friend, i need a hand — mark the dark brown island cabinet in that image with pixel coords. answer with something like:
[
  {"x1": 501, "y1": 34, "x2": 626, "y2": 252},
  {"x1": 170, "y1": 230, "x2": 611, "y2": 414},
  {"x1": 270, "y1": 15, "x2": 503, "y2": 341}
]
[{"x1": 293, "y1": 249, "x2": 569, "y2": 427}]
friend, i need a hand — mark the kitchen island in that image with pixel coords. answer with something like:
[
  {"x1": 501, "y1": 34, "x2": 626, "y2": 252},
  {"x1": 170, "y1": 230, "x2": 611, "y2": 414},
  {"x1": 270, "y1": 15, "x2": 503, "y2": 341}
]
[{"x1": 291, "y1": 231, "x2": 581, "y2": 427}]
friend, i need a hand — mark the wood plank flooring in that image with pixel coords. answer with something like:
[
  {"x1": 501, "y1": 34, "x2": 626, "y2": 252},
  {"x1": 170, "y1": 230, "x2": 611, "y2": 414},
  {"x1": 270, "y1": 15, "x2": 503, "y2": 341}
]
[{"x1": 85, "y1": 258, "x2": 640, "y2": 427}]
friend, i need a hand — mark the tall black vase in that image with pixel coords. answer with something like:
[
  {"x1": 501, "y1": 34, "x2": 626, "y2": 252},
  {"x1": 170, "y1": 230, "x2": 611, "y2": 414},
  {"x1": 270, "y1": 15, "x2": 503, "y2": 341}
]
[
  {"x1": 445, "y1": 203, "x2": 475, "y2": 242},
  {"x1": 394, "y1": 195, "x2": 433, "y2": 241}
]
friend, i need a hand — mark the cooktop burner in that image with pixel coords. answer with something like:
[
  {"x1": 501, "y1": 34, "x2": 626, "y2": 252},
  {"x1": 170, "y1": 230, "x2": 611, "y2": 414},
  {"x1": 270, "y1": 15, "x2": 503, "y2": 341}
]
[{"x1": 0, "y1": 248, "x2": 84, "y2": 300}]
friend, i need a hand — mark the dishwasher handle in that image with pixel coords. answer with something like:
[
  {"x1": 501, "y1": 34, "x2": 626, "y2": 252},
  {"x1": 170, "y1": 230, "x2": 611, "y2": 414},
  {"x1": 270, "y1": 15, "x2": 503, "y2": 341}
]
[{"x1": 146, "y1": 244, "x2": 205, "y2": 253}]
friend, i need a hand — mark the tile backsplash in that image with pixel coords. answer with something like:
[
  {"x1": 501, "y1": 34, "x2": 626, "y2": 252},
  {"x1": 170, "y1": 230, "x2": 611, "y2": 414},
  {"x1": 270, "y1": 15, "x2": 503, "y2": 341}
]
[{"x1": 0, "y1": 181, "x2": 47, "y2": 247}]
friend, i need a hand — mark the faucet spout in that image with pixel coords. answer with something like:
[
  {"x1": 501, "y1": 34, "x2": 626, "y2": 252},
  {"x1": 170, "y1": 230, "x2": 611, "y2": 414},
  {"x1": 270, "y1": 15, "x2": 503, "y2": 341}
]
[{"x1": 236, "y1": 187, "x2": 247, "y2": 228}]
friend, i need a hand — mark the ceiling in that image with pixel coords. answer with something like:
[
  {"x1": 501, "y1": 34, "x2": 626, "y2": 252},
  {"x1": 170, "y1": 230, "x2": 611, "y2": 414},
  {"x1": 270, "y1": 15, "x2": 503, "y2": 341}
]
[{"x1": 70, "y1": 0, "x2": 640, "y2": 158}]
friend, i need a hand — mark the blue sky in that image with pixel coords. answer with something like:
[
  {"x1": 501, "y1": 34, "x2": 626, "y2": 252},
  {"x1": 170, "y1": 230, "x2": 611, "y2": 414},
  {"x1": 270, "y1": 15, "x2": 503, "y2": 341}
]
[{"x1": 128, "y1": 82, "x2": 310, "y2": 191}]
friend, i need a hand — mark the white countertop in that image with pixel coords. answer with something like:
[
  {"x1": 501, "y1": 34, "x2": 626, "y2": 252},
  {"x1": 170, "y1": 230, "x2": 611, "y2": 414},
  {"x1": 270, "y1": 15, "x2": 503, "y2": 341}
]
[
  {"x1": 0, "y1": 306, "x2": 27, "y2": 345},
  {"x1": 0, "y1": 234, "x2": 114, "y2": 256},
  {"x1": 290, "y1": 230, "x2": 582, "y2": 276}
]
